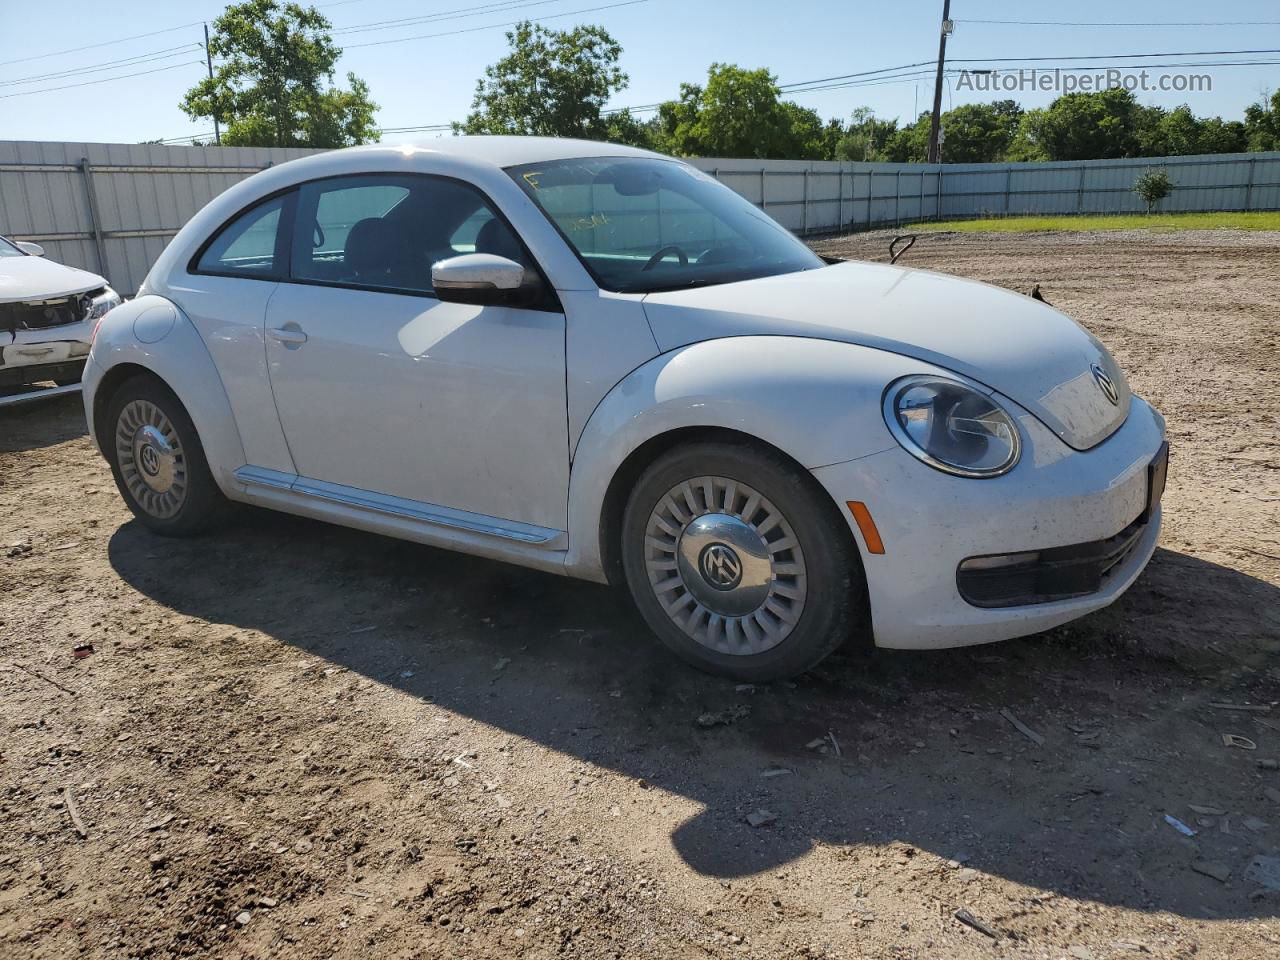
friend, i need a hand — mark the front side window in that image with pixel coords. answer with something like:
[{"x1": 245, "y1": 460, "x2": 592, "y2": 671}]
[
  {"x1": 289, "y1": 174, "x2": 530, "y2": 296},
  {"x1": 508, "y1": 157, "x2": 823, "y2": 294},
  {"x1": 195, "y1": 194, "x2": 287, "y2": 277},
  {"x1": 0, "y1": 236, "x2": 25, "y2": 259}
]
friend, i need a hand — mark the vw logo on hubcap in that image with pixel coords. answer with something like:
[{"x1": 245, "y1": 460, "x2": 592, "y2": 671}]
[
  {"x1": 698, "y1": 542, "x2": 743, "y2": 591},
  {"x1": 139, "y1": 444, "x2": 161, "y2": 477},
  {"x1": 1091, "y1": 363, "x2": 1120, "y2": 406}
]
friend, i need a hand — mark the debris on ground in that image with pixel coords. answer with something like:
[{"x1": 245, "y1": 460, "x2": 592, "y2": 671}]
[
  {"x1": 1245, "y1": 855, "x2": 1280, "y2": 891},
  {"x1": 1188, "y1": 804, "x2": 1227, "y2": 816},
  {"x1": 493, "y1": 657, "x2": 511, "y2": 672},
  {"x1": 745, "y1": 809, "x2": 778, "y2": 828},
  {"x1": 695, "y1": 705, "x2": 750, "y2": 728},
  {"x1": 72, "y1": 643, "x2": 94, "y2": 659},
  {"x1": 1191, "y1": 860, "x2": 1232, "y2": 883},
  {"x1": 954, "y1": 907, "x2": 1000, "y2": 939},
  {"x1": 999, "y1": 708, "x2": 1045, "y2": 746},
  {"x1": 1163, "y1": 814, "x2": 1197, "y2": 837},
  {"x1": 1209, "y1": 702, "x2": 1272, "y2": 713},
  {"x1": 62, "y1": 788, "x2": 88, "y2": 839},
  {"x1": 759, "y1": 767, "x2": 792, "y2": 779},
  {"x1": 1221, "y1": 734, "x2": 1257, "y2": 750}
]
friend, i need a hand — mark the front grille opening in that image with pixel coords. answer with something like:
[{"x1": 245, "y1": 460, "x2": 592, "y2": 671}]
[{"x1": 1, "y1": 288, "x2": 102, "y2": 332}]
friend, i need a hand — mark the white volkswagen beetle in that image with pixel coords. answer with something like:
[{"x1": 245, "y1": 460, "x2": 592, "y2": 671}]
[{"x1": 83, "y1": 137, "x2": 1167, "y2": 680}]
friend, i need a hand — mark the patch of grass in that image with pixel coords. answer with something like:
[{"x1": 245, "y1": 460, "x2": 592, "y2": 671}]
[{"x1": 907, "y1": 212, "x2": 1280, "y2": 233}]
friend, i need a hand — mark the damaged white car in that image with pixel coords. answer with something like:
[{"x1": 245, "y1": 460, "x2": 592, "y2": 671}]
[
  {"x1": 1, "y1": 235, "x2": 121, "y2": 397},
  {"x1": 83, "y1": 138, "x2": 1168, "y2": 681}
]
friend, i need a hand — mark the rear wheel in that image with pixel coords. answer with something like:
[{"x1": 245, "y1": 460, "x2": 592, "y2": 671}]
[
  {"x1": 621, "y1": 440, "x2": 866, "y2": 681},
  {"x1": 104, "y1": 374, "x2": 228, "y2": 536}
]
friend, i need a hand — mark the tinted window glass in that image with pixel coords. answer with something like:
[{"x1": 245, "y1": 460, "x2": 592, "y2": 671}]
[
  {"x1": 289, "y1": 174, "x2": 529, "y2": 295},
  {"x1": 196, "y1": 194, "x2": 285, "y2": 277},
  {"x1": 0, "y1": 236, "x2": 25, "y2": 259}
]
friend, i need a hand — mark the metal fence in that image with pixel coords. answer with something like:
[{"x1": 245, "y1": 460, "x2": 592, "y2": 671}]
[
  {"x1": 3, "y1": 140, "x2": 1279, "y2": 296},
  {"x1": 688, "y1": 150, "x2": 1280, "y2": 238},
  {"x1": 0, "y1": 140, "x2": 320, "y2": 296}
]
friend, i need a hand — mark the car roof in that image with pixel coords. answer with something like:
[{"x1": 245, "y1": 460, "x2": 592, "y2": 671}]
[{"x1": 338, "y1": 135, "x2": 663, "y2": 168}]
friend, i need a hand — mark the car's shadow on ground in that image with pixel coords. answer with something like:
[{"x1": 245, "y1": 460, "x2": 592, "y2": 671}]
[
  {"x1": 0, "y1": 391, "x2": 87, "y2": 452},
  {"x1": 108, "y1": 508, "x2": 1280, "y2": 920}
]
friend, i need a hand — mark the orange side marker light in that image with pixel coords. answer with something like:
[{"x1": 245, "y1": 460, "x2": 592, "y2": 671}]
[{"x1": 846, "y1": 501, "x2": 885, "y2": 555}]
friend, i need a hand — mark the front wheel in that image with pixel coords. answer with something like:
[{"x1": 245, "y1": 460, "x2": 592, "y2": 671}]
[{"x1": 621, "y1": 440, "x2": 867, "y2": 681}]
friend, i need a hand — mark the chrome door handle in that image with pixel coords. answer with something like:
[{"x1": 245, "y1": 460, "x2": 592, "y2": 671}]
[{"x1": 268, "y1": 325, "x2": 308, "y2": 345}]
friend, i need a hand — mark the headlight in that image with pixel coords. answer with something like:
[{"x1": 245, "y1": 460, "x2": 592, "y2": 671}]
[
  {"x1": 882, "y1": 375, "x2": 1021, "y2": 478},
  {"x1": 87, "y1": 286, "x2": 121, "y2": 322}
]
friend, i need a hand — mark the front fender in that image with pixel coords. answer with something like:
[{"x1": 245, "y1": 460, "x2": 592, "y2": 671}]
[
  {"x1": 562, "y1": 335, "x2": 956, "y2": 579},
  {"x1": 84, "y1": 295, "x2": 246, "y2": 496}
]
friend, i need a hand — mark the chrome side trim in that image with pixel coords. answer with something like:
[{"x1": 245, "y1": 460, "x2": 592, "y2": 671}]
[
  {"x1": 234, "y1": 465, "x2": 296, "y2": 490},
  {"x1": 235, "y1": 466, "x2": 564, "y2": 547}
]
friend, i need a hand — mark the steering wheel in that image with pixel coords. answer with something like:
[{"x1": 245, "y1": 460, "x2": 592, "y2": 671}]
[{"x1": 642, "y1": 244, "x2": 689, "y2": 271}]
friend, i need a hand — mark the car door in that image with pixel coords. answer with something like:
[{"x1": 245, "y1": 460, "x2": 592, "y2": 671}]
[
  {"x1": 264, "y1": 173, "x2": 570, "y2": 532},
  {"x1": 176, "y1": 190, "x2": 297, "y2": 475}
]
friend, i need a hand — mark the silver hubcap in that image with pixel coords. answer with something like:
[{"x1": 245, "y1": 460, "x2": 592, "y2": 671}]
[
  {"x1": 643, "y1": 476, "x2": 807, "y2": 656},
  {"x1": 115, "y1": 399, "x2": 187, "y2": 519}
]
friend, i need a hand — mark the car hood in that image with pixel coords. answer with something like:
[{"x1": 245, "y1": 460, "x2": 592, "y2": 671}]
[
  {"x1": 641, "y1": 260, "x2": 1131, "y2": 451},
  {"x1": 0, "y1": 255, "x2": 106, "y2": 304}
]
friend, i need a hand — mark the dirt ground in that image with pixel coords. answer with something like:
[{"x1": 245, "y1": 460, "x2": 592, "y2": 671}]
[{"x1": 2, "y1": 229, "x2": 1279, "y2": 960}]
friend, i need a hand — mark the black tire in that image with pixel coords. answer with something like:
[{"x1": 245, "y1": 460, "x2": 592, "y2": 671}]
[
  {"x1": 103, "y1": 373, "x2": 229, "y2": 537},
  {"x1": 620, "y1": 439, "x2": 867, "y2": 681}
]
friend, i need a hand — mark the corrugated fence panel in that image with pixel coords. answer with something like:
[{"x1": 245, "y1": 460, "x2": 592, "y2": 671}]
[
  {"x1": 3, "y1": 142, "x2": 1279, "y2": 295},
  {"x1": 0, "y1": 139, "x2": 324, "y2": 294}
]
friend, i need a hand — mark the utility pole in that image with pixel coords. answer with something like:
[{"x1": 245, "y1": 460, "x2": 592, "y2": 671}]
[
  {"x1": 926, "y1": 0, "x2": 952, "y2": 164},
  {"x1": 204, "y1": 23, "x2": 221, "y2": 146}
]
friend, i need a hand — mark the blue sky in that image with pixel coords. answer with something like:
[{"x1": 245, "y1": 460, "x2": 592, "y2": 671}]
[{"x1": 1, "y1": 0, "x2": 1277, "y2": 145}]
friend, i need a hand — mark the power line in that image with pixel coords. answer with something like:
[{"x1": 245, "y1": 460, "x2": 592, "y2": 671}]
[
  {"x1": 344, "y1": 0, "x2": 652, "y2": 49},
  {"x1": 0, "y1": 22, "x2": 205, "y2": 69},
  {"x1": 332, "y1": 0, "x2": 572, "y2": 36},
  {"x1": 0, "y1": 45, "x2": 202, "y2": 89},
  {"x1": 947, "y1": 47, "x2": 1280, "y2": 65},
  {"x1": 0, "y1": 60, "x2": 206, "y2": 100},
  {"x1": 958, "y1": 19, "x2": 1280, "y2": 28}
]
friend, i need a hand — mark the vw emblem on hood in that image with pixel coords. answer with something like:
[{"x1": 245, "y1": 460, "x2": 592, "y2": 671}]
[
  {"x1": 699, "y1": 543, "x2": 743, "y2": 591},
  {"x1": 1091, "y1": 363, "x2": 1120, "y2": 406}
]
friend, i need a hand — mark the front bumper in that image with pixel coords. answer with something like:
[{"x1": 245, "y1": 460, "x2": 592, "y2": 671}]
[
  {"x1": 0, "y1": 356, "x2": 86, "y2": 389},
  {"x1": 811, "y1": 396, "x2": 1167, "y2": 649}
]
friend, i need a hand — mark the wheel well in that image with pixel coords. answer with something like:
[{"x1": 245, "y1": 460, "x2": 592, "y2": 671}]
[
  {"x1": 596, "y1": 426, "x2": 865, "y2": 590},
  {"x1": 92, "y1": 363, "x2": 160, "y2": 451}
]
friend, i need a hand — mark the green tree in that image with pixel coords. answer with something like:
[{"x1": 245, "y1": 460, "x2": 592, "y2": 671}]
[
  {"x1": 1136, "y1": 105, "x2": 1246, "y2": 156},
  {"x1": 181, "y1": 0, "x2": 378, "y2": 148},
  {"x1": 652, "y1": 64, "x2": 830, "y2": 159},
  {"x1": 601, "y1": 108, "x2": 657, "y2": 149},
  {"x1": 1013, "y1": 88, "x2": 1144, "y2": 161},
  {"x1": 834, "y1": 108, "x2": 899, "y2": 162},
  {"x1": 456, "y1": 22, "x2": 628, "y2": 140},
  {"x1": 1244, "y1": 90, "x2": 1280, "y2": 152},
  {"x1": 877, "y1": 101, "x2": 1022, "y2": 163},
  {"x1": 1134, "y1": 168, "x2": 1174, "y2": 213}
]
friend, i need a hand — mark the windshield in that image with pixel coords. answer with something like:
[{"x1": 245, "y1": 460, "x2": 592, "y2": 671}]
[
  {"x1": 508, "y1": 157, "x2": 823, "y2": 294},
  {"x1": 0, "y1": 236, "x2": 25, "y2": 258}
]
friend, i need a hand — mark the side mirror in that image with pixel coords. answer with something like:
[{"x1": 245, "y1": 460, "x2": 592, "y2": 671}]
[
  {"x1": 16, "y1": 241, "x2": 45, "y2": 257},
  {"x1": 432, "y1": 254, "x2": 534, "y2": 306}
]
